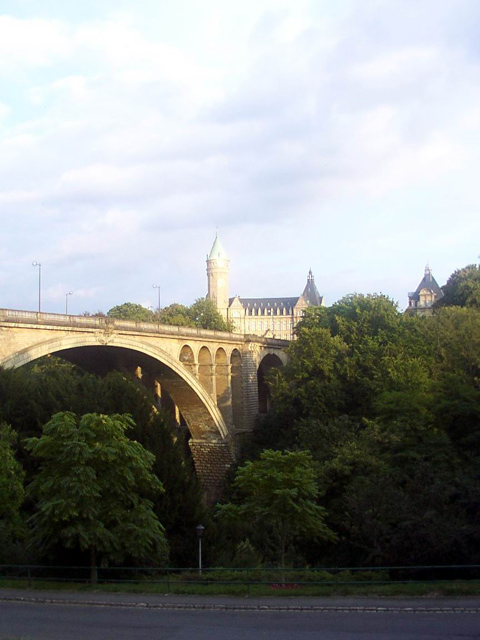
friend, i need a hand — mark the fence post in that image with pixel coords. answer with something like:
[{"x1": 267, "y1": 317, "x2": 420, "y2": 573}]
[
  {"x1": 27, "y1": 567, "x2": 32, "y2": 589},
  {"x1": 246, "y1": 568, "x2": 250, "y2": 597}
]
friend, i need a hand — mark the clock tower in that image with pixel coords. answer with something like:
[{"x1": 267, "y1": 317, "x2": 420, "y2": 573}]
[{"x1": 206, "y1": 234, "x2": 230, "y2": 319}]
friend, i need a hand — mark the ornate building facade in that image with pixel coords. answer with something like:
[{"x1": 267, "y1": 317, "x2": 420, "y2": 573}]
[
  {"x1": 407, "y1": 265, "x2": 444, "y2": 315},
  {"x1": 206, "y1": 235, "x2": 324, "y2": 340}
]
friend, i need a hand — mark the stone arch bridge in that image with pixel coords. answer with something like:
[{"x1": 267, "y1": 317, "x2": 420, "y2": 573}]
[{"x1": 0, "y1": 309, "x2": 288, "y2": 501}]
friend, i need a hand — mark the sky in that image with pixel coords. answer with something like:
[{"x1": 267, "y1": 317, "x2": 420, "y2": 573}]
[{"x1": 1, "y1": 0, "x2": 479, "y2": 315}]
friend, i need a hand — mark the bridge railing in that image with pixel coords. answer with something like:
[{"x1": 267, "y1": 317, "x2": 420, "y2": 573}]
[
  {"x1": 0, "y1": 309, "x2": 289, "y2": 345},
  {"x1": 0, "y1": 309, "x2": 236, "y2": 340}
]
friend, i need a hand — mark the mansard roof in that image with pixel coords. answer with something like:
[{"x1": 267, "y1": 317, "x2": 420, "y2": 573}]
[
  {"x1": 302, "y1": 269, "x2": 323, "y2": 306},
  {"x1": 229, "y1": 270, "x2": 323, "y2": 313},
  {"x1": 408, "y1": 265, "x2": 444, "y2": 303},
  {"x1": 230, "y1": 296, "x2": 300, "y2": 314}
]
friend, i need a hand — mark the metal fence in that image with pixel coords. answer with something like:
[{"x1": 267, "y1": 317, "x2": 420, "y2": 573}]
[{"x1": 1, "y1": 564, "x2": 479, "y2": 595}]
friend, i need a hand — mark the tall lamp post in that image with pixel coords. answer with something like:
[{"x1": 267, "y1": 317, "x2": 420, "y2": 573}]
[
  {"x1": 32, "y1": 261, "x2": 42, "y2": 312},
  {"x1": 152, "y1": 284, "x2": 161, "y2": 311},
  {"x1": 196, "y1": 525, "x2": 205, "y2": 574},
  {"x1": 65, "y1": 291, "x2": 73, "y2": 315}
]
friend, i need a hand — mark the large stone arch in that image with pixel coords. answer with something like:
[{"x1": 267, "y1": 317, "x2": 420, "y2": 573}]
[
  {"x1": 258, "y1": 352, "x2": 284, "y2": 414},
  {"x1": 0, "y1": 333, "x2": 228, "y2": 441}
]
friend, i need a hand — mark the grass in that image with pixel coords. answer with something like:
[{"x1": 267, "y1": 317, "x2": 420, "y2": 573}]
[{"x1": 1, "y1": 577, "x2": 480, "y2": 598}]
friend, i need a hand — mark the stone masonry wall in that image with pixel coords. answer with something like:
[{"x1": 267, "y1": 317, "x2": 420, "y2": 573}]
[
  {"x1": 241, "y1": 343, "x2": 260, "y2": 432},
  {"x1": 189, "y1": 440, "x2": 236, "y2": 505}
]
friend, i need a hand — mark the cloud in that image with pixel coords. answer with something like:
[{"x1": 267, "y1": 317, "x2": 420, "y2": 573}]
[{"x1": 1, "y1": 1, "x2": 480, "y2": 312}]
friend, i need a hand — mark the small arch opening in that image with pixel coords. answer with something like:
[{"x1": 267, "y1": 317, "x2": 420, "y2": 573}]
[{"x1": 258, "y1": 353, "x2": 283, "y2": 414}]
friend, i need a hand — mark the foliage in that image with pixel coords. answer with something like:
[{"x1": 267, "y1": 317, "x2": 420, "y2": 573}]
[
  {"x1": 25, "y1": 412, "x2": 168, "y2": 574},
  {"x1": 0, "y1": 423, "x2": 26, "y2": 562},
  {"x1": 158, "y1": 303, "x2": 195, "y2": 327},
  {"x1": 0, "y1": 359, "x2": 209, "y2": 567},
  {"x1": 105, "y1": 298, "x2": 233, "y2": 331},
  {"x1": 217, "y1": 450, "x2": 336, "y2": 572},
  {"x1": 189, "y1": 298, "x2": 234, "y2": 332},
  {"x1": 159, "y1": 298, "x2": 234, "y2": 332},
  {"x1": 82, "y1": 310, "x2": 106, "y2": 317},
  {"x1": 272, "y1": 294, "x2": 434, "y2": 423},
  {"x1": 247, "y1": 286, "x2": 480, "y2": 567},
  {"x1": 232, "y1": 539, "x2": 262, "y2": 568},
  {"x1": 107, "y1": 303, "x2": 154, "y2": 322},
  {"x1": 436, "y1": 264, "x2": 480, "y2": 309}
]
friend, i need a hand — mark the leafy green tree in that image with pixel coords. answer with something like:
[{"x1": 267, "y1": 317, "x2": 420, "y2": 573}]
[
  {"x1": 217, "y1": 450, "x2": 335, "y2": 575},
  {"x1": 318, "y1": 416, "x2": 476, "y2": 566},
  {"x1": 0, "y1": 423, "x2": 26, "y2": 562},
  {"x1": 189, "y1": 298, "x2": 234, "y2": 332},
  {"x1": 426, "y1": 307, "x2": 480, "y2": 456},
  {"x1": 158, "y1": 303, "x2": 195, "y2": 327},
  {"x1": 271, "y1": 294, "x2": 434, "y2": 425},
  {"x1": 25, "y1": 412, "x2": 168, "y2": 578},
  {"x1": 272, "y1": 325, "x2": 348, "y2": 423},
  {"x1": 0, "y1": 359, "x2": 210, "y2": 566},
  {"x1": 107, "y1": 303, "x2": 154, "y2": 322},
  {"x1": 106, "y1": 299, "x2": 233, "y2": 331},
  {"x1": 436, "y1": 264, "x2": 480, "y2": 309}
]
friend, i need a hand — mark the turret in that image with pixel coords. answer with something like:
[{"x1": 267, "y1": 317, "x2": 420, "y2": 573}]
[
  {"x1": 301, "y1": 269, "x2": 324, "y2": 306},
  {"x1": 206, "y1": 234, "x2": 230, "y2": 319}
]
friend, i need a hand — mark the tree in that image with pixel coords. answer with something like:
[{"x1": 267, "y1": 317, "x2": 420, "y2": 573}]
[
  {"x1": 25, "y1": 412, "x2": 168, "y2": 579},
  {"x1": 107, "y1": 303, "x2": 154, "y2": 322},
  {"x1": 217, "y1": 450, "x2": 335, "y2": 575},
  {"x1": 271, "y1": 294, "x2": 434, "y2": 424},
  {"x1": 188, "y1": 298, "x2": 234, "y2": 332},
  {"x1": 0, "y1": 359, "x2": 209, "y2": 566},
  {"x1": 105, "y1": 299, "x2": 234, "y2": 331},
  {"x1": 0, "y1": 423, "x2": 25, "y2": 563},
  {"x1": 436, "y1": 264, "x2": 480, "y2": 309},
  {"x1": 158, "y1": 303, "x2": 195, "y2": 327}
]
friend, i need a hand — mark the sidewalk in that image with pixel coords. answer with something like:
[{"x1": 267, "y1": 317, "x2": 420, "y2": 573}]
[{"x1": 1, "y1": 588, "x2": 480, "y2": 612}]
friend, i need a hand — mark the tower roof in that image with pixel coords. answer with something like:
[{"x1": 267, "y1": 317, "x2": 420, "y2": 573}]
[
  {"x1": 408, "y1": 265, "x2": 444, "y2": 303},
  {"x1": 208, "y1": 234, "x2": 229, "y2": 261},
  {"x1": 302, "y1": 269, "x2": 323, "y2": 306}
]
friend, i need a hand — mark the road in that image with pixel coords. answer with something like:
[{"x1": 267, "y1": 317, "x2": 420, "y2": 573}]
[{"x1": 1, "y1": 600, "x2": 479, "y2": 640}]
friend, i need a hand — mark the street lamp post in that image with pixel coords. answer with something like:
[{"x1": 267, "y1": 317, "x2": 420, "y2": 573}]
[
  {"x1": 65, "y1": 291, "x2": 73, "y2": 315},
  {"x1": 152, "y1": 284, "x2": 161, "y2": 311},
  {"x1": 196, "y1": 525, "x2": 205, "y2": 575},
  {"x1": 32, "y1": 261, "x2": 42, "y2": 312}
]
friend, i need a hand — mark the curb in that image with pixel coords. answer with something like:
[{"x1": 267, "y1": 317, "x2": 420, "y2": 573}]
[{"x1": 1, "y1": 596, "x2": 480, "y2": 613}]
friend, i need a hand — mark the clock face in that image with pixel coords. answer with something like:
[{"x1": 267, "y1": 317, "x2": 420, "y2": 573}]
[{"x1": 218, "y1": 279, "x2": 225, "y2": 286}]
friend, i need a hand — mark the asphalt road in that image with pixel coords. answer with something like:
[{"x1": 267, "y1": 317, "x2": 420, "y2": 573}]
[{"x1": 1, "y1": 600, "x2": 479, "y2": 640}]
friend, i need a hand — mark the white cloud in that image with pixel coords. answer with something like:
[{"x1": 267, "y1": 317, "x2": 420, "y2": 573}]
[
  {"x1": 0, "y1": 16, "x2": 71, "y2": 72},
  {"x1": 1, "y1": 1, "x2": 480, "y2": 312},
  {"x1": 351, "y1": 47, "x2": 438, "y2": 80}
]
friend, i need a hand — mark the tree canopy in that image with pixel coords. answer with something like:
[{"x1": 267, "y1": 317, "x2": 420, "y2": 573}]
[
  {"x1": 0, "y1": 357, "x2": 210, "y2": 567},
  {"x1": 105, "y1": 298, "x2": 233, "y2": 331},
  {"x1": 217, "y1": 449, "x2": 335, "y2": 571},
  {"x1": 107, "y1": 302, "x2": 154, "y2": 322},
  {"x1": 436, "y1": 264, "x2": 480, "y2": 309},
  {"x1": 248, "y1": 288, "x2": 480, "y2": 566},
  {"x1": 25, "y1": 412, "x2": 168, "y2": 577},
  {"x1": 0, "y1": 423, "x2": 25, "y2": 563}
]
